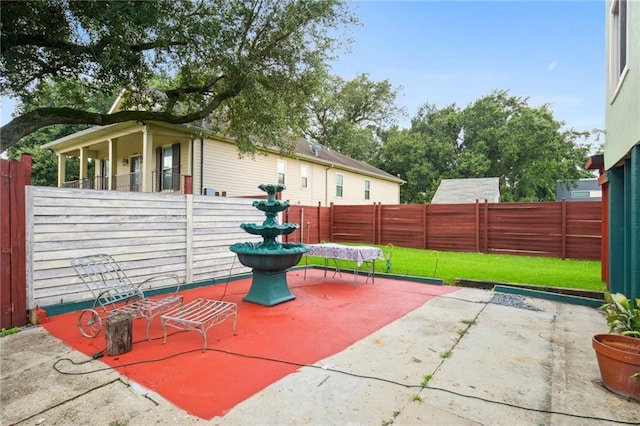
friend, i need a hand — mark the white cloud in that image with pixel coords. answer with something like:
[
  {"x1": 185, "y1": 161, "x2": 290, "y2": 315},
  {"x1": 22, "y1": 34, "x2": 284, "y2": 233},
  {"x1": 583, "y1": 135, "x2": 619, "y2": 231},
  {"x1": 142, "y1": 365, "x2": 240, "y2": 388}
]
[{"x1": 547, "y1": 61, "x2": 558, "y2": 71}]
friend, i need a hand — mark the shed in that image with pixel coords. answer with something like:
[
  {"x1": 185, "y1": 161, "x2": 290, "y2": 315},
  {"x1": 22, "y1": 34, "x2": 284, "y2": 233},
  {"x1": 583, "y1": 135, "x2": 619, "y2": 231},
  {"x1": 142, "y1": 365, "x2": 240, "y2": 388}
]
[{"x1": 431, "y1": 177, "x2": 500, "y2": 204}]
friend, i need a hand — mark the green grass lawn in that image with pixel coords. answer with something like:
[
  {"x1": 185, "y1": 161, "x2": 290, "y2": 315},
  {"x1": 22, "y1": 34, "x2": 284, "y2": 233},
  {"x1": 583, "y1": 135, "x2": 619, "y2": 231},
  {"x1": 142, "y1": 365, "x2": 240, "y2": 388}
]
[{"x1": 302, "y1": 244, "x2": 606, "y2": 292}]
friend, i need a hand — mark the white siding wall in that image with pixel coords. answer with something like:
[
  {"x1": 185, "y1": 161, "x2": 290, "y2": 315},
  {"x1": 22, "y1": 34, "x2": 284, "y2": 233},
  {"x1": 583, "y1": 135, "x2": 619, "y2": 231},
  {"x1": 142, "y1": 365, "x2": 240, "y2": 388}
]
[
  {"x1": 200, "y1": 138, "x2": 400, "y2": 205},
  {"x1": 202, "y1": 139, "x2": 276, "y2": 197},
  {"x1": 325, "y1": 168, "x2": 400, "y2": 205},
  {"x1": 26, "y1": 187, "x2": 263, "y2": 308},
  {"x1": 605, "y1": 0, "x2": 640, "y2": 169}
]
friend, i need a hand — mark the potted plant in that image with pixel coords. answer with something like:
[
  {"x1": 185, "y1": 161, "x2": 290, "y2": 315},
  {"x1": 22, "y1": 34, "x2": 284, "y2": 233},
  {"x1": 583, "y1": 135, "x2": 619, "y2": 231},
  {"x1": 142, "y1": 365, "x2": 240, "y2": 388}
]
[{"x1": 592, "y1": 292, "x2": 640, "y2": 400}]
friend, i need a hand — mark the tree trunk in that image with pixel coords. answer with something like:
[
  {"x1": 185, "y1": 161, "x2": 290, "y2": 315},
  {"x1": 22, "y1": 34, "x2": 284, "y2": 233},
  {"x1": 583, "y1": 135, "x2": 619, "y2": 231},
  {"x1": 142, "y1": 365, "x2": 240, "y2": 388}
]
[{"x1": 105, "y1": 313, "x2": 133, "y2": 356}]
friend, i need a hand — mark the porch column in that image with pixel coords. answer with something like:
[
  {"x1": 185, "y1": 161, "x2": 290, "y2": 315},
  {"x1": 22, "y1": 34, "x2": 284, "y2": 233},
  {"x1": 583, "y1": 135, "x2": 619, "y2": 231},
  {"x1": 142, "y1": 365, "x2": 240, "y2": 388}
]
[
  {"x1": 186, "y1": 137, "x2": 194, "y2": 177},
  {"x1": 108, "y1": 138, "x2": 118, "y2": 190},
  {"x1": 142, "y1": 128, "x2": 154, "y2": 192},
  {"x1": 56, "y1": 153, "x2": 66, "y2": 187},
  {"x1": 79, "y1": 147, "x2": 89, "y2": 188}
]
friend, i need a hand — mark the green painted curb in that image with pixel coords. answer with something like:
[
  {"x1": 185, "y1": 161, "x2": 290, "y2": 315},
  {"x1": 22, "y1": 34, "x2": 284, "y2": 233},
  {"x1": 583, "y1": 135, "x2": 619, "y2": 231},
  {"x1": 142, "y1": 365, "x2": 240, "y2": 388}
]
[
  {"x1": 41, "y1": 273, "x2": 252, "y2": 317},
  {"x1": 40, "y1": 268, "x2": 444, "y2": 317}
]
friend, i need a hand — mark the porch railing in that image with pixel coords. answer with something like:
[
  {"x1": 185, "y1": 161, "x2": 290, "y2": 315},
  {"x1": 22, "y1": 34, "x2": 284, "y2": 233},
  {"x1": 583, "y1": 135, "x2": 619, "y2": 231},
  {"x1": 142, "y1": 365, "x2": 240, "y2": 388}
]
[
  {"x1": 63, "y1": 173, "x2": 192, "y2": 194},
  {"x1": 63, "y1": 176, "x2": 109, "y2": 190},
  {"x1": 152, "y1": 171, "x2": 188, "y2": 193}
]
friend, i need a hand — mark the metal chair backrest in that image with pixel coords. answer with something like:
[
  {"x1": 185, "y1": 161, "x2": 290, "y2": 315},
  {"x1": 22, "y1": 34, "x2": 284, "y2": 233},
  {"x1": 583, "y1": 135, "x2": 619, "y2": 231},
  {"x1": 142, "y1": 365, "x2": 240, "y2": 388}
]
[{"x1": 71, "y1": 254, "x2": 144, "y2": 309}]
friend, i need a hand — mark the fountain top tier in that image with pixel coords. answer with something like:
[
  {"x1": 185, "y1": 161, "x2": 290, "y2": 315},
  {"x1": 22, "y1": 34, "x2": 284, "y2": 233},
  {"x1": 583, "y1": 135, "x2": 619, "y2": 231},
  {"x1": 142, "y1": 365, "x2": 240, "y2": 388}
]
[
  {"x1": 252, "y1": 183, "x2": 289, "y2": 227},
  {"x1": 232, "y1": 183, "x2": 307, "y2": 251}
]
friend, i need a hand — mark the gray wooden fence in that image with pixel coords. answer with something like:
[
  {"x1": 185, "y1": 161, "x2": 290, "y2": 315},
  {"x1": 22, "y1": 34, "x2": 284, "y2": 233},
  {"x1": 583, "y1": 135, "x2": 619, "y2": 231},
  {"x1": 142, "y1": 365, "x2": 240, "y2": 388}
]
[{"x1": 26, "y1": 187, "x2": 264, "y2": 309}]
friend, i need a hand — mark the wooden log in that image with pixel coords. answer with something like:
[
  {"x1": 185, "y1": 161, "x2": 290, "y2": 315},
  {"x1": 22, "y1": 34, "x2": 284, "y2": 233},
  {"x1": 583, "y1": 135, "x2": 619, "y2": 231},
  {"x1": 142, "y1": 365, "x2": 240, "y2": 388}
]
[{"x1": 105, "y1": 313, "x2": 133, "y2": 356}]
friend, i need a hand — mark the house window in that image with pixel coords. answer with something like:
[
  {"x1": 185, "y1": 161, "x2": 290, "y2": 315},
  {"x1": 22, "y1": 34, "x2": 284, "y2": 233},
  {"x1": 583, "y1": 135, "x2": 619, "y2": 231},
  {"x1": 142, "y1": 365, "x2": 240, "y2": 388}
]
[
  {"x1": 572, "y1": 190, "x2": 602, "y2": 199},
  {"x1": 336, "y1": 173, "x2": 344, "y2": 197},
  {"x1": 610, "y1": 0, "x2": 627, "y2": 92},
  {"x1": 156, "y1": 143, "x2": 180, "y2": 191},
  {"x1": 571, "y1": 190, "x2": 591, "y2": 199},
  {"x1": 300, "y1": 165, "x2": 308, "y2": 188},
  {"x1": 364, "y1": 179, "x2": 370, "y2": 200},
  {"x1": 277, "y1": 160, "x2": 286, "y2": 185}
]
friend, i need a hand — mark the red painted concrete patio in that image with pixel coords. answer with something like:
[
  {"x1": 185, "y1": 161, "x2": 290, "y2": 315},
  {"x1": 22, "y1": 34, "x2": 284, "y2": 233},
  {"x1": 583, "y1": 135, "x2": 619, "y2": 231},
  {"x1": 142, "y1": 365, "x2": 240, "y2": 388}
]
[{"x1": 42, "y1": 268, "x2": 456, "y2": 420}]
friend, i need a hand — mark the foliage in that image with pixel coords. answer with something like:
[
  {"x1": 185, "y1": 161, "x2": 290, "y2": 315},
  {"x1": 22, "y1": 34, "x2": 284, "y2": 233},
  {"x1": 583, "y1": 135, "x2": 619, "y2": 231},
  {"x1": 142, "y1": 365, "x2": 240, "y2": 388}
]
[
  {"x1": 378, "y1": 104, "x2": 460, "y2": 203},
  {"x1": 0, "y1": 0, "x2": 356, "y2": 153},
  {"x1": 1, "y1": 327, "x2": 20, "y2": 337},
  {"x1": 304, "y1": 73, "x2": 404, "y2": 162},
  {"x1": 377, "y1": 90, "x2": 594, "y2": 203},
  {"x1": 6, "y1": 78, "x2": 112, "y2": 185},
  {"x1": 600, "y1": 293, "x2": 640, "y2": 338},
  {"x1": 303, "y1": 246, "x2": 605, "y2": 291}
]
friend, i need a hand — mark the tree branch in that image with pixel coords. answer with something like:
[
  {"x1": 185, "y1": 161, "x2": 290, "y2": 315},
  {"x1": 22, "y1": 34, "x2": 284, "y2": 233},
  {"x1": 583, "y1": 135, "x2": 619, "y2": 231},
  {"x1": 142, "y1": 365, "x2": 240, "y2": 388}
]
[{"x1": 0, "y1": 86, "x2": 241, "y2": 152}]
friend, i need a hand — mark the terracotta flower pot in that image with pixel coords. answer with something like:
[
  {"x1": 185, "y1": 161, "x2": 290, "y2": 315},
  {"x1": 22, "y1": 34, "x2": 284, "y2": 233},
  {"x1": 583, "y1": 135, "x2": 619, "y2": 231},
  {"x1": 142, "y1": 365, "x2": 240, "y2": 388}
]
[{"x1": 592, "y1": 334, "x2": 640, "y2": 400}]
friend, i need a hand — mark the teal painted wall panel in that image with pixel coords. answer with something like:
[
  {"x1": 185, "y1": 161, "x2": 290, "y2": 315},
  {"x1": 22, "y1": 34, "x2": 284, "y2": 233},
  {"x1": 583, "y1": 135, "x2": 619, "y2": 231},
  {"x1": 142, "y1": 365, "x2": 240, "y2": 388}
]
[
  {"x1": 608, "y1": 166, "x2": 625, "y2": 293},
  {"x1": 630, "y1": 146, "x2": 639, "y2": 301},
  {"x1": 607, "y1": 147, "x2": 640, "y2": 302}
]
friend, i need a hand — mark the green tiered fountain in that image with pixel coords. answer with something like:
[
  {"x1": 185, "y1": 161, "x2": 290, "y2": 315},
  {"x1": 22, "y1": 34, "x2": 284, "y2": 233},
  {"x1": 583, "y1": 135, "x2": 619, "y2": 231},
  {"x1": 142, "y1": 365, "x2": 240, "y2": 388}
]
[{"x1": 230, "y1": 184, "x2": 309, "y2": 306}]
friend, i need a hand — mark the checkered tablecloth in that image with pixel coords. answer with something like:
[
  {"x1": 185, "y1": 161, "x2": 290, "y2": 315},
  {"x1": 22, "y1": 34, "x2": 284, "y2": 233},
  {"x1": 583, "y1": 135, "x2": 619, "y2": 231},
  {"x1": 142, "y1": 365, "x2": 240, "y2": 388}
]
[{"x1": 305, "y1": 243, "x2": 384, "y2": 266}]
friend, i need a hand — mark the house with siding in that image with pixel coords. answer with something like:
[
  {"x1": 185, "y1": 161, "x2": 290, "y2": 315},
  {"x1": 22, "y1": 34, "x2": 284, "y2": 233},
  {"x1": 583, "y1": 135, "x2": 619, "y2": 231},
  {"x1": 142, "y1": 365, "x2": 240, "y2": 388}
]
[
  {"x1": 604, "y1": 0, "x2": 639, "y2": 300},
  {"x1": 556, "y1": 178, "x2": 602, "y2": 202},
  {"x1": 42, "y1": 99, "x2": 403, "y2": 206}
]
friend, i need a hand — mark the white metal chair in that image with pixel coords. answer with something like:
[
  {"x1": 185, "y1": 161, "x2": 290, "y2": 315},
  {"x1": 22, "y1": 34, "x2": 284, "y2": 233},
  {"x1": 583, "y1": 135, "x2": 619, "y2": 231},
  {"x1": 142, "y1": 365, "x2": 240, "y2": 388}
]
[{"x1": 71, "y1": 254, "x2": 183, "y2": 339}]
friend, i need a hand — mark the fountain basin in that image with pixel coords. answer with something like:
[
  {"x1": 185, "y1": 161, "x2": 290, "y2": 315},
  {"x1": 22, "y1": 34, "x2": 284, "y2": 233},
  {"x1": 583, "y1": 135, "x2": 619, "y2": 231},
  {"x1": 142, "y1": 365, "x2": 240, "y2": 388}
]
[{"x1": 230, "y1": 242, "x2": 308, "y2": 271}]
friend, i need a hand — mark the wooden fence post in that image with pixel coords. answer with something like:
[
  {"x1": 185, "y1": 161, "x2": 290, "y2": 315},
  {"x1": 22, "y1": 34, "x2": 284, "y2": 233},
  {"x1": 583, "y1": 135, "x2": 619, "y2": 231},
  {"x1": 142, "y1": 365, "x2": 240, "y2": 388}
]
[
  {"x1": 329, "y1": 202, "x2": 334, "y2": 242},
  {"x1": 423, "y1": 202, "x2": 428, "y2": 250},
  {"x1": 373, "y1": 203, "x2": 378, "y2": 245},
  {"x1": 317, "y1": 202, "x2": 322, "y2": 243},
  {"x1": 561, "y1": 199, "x2": 567, "y2": 259},
  {"x1": 475, "y1": 199, "x2": 480, "y2": 253},
  {"x1": 379, "y1": 202, "x2": 384, "y2": 245},
  {"x1": 0, "y1": 154, "x2": 31, "y2": 329},
  {"x1": 0, "y1": 158, "x2": 11, "y2": 328},
  {"x1": 483, "y1": 199, "x2": 489, "y2": 254}
]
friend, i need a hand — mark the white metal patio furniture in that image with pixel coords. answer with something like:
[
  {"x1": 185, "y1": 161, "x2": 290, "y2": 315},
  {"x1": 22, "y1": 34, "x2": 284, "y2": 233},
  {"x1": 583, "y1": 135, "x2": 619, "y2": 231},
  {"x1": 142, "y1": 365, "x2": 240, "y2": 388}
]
[
  {"x1": 71, "y1": 254, "x2": 183, "y2": 339},
  {"x1": 161, "y1": 298, "x2": 238, "y2": 351}
]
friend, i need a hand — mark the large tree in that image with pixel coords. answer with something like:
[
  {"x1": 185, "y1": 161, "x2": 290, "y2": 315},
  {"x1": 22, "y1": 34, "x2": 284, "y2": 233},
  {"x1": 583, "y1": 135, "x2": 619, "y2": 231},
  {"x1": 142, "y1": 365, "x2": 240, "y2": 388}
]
[
  {"x1": 378, "y1": 91, "x2": 594, "y2": 203},
  {"x1": 6, "y1": 78, "x2": 116, "y2": 185},
  {"x1": 304, "y1": 73, "x2": 403, "y2": 162},
  {"x1": 378, "y1": 103, "x2": 461, "y2": 203},
  {"x1": 0, "y1": 0, "x2": 355, "y2": 153},
  {"x1": 458, "y1": 91, "x2": 593, "y2": 201}
]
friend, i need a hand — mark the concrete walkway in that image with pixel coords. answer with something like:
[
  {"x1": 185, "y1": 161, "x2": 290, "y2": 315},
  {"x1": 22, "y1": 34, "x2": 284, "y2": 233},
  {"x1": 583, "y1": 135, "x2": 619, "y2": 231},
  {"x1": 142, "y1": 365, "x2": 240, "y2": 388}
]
[{"x1": 1, "y1": 287, "x2": 638, "y2": 425}]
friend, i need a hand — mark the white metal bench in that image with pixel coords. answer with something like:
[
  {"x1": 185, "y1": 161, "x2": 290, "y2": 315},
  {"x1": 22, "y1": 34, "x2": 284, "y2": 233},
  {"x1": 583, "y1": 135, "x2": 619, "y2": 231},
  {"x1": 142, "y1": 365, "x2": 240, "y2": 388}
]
[
  {"x1": 161, "y1": 298, "x2": 238, "y2": 351},
  {"x1": 72, "y1": 254, "x2": 183, "y2": 339}
]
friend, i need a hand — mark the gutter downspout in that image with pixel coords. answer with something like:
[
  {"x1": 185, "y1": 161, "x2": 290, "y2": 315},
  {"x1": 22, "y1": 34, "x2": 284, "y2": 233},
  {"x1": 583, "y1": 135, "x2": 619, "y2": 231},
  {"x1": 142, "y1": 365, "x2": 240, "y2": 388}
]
[
  {"x1": 200, "y1": 137, "x2": 204, "y2": 195},
  {"x1": 324, "y1": 165, "x2": 333, "y2": 207}
]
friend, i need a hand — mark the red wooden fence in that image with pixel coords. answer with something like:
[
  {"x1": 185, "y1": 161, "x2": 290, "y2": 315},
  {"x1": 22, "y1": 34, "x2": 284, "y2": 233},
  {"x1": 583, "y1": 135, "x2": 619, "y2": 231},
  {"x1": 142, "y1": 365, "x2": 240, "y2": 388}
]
[
  {"x1": 0, "y1": 154, "x2": 31, "y2": 329},
  {"x1": 284, "y1": 200, "x2": 601, "y2": 261}
]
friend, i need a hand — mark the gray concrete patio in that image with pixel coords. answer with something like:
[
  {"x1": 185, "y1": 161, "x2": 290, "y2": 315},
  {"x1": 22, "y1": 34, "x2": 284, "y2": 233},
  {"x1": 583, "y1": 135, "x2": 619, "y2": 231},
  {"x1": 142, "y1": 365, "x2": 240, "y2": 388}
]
[{"x1": 1, "y1": 287, "x2": 638, "y2": 425}]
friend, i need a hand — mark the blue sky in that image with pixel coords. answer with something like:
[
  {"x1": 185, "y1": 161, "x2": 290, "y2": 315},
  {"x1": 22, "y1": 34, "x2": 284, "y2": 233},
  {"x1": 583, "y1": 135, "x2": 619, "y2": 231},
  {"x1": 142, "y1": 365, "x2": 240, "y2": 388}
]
[
  {"x1": 1, "y1": 0, "x2": 605, "y2": 140},
  {"x1": 330, "y1": 0, "x2": 605, "y2": 136}
]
